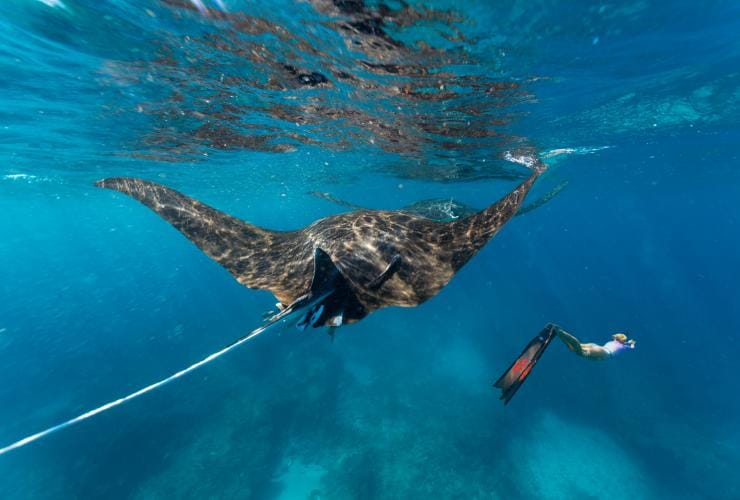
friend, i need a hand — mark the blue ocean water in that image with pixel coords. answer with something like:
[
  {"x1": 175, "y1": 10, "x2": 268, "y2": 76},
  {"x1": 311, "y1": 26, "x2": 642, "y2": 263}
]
[{"x1": 1, "y1": 0, "x2": 739, "y2": 498}]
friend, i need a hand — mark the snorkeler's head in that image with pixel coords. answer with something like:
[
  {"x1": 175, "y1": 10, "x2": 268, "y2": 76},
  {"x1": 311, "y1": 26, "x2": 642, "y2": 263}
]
[{"x1": 612, "y1": 333, "x2": 628, "y2": 343}]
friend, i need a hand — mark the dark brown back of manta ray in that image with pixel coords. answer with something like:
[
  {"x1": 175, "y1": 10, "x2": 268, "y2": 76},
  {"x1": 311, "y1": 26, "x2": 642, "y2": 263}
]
[{"x1": 96, "y1": 172, "x2": 541, "y2": 323}]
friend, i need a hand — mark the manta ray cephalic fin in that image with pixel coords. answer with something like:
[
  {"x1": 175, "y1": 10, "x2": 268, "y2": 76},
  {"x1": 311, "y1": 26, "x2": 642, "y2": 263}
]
[
  {"x1": 367, "y1": 254, "x2": 401, "y2": 290},
  {"x1": 296, "y1": 248, "x2": 359, "y2": 330}
]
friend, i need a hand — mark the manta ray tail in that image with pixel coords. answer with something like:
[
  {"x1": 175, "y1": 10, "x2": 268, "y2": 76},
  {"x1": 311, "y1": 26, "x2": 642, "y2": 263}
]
[
  {"x1": 0, "y1": 254, "x2": 341, "y2": 456},
  {"x1": 494, "y1": 323, "x2": 559, "y2": 404}
]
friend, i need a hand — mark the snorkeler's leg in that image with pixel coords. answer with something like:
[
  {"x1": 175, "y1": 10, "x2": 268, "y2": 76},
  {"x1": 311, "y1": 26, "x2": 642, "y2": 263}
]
[
  {"x1": 579, "y1": 344, "x2": 611, "y2": 361},
  {"x1": 556, "y1": 330, "x2": 614, "y2": 360},
  {"x1": 556, "y1": 329, "x2": 585, "y2": 355}
]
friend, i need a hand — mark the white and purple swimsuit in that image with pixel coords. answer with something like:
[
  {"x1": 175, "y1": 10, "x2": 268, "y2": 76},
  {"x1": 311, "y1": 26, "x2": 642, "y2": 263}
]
[{"x1": 603, "y1": 340, "x2": 634, "y2": 357}]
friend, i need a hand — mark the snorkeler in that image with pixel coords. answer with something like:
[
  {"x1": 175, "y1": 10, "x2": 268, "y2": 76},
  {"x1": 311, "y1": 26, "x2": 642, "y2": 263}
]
[
  {"x1": 494, "y1": 324, "x2": 636, "y2": 404},
  {"x1": 556, "y1": 329, "x2": 635, "y2": 360}
]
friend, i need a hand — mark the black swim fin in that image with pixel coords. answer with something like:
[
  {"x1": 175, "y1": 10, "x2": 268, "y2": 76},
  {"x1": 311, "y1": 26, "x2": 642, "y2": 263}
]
[{"x1": 493, "y1": 323, "x2": 559, "y2": 405}]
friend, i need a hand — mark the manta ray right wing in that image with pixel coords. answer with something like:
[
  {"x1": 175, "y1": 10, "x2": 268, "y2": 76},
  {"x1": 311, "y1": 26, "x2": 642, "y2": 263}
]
[{"x1": 96, "y1": 177, "x2": 313, "y2": 305}]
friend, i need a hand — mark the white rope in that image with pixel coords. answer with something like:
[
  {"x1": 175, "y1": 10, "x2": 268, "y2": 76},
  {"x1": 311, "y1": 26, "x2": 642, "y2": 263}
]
[{"x1": 0, "y1": 293, "x2": 322, "y2": 456}]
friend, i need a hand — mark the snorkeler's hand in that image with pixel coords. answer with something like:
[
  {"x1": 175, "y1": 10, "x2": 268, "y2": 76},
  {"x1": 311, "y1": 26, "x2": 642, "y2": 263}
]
[{"x1": 627, "y1": 339, "x2": 636, "y2": 348}]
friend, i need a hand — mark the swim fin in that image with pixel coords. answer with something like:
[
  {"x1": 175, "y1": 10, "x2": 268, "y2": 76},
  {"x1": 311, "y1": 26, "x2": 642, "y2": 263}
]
[{"x1": 493, "y1": 323, "x2": 559, "y2": 405}]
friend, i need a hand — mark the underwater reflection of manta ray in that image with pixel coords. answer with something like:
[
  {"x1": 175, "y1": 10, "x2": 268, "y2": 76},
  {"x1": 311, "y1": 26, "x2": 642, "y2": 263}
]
[{"x1": 0, "y1": 160, "x2": 546, "y2": 455}]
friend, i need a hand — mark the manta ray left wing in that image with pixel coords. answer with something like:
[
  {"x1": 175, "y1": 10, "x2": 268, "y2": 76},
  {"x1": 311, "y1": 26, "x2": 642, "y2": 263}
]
[{"x1": 96, "y1": 177, "x2": 314, "y2": 305}]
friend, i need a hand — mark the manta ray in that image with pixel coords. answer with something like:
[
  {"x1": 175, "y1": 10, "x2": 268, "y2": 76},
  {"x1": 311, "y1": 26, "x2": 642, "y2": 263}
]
[
  {"x1": 0, "y1": 160, "x2": 547, "y2": 456},
  {"x1": 94, "y1": 164, "x2": 544, "y2": 330}
]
